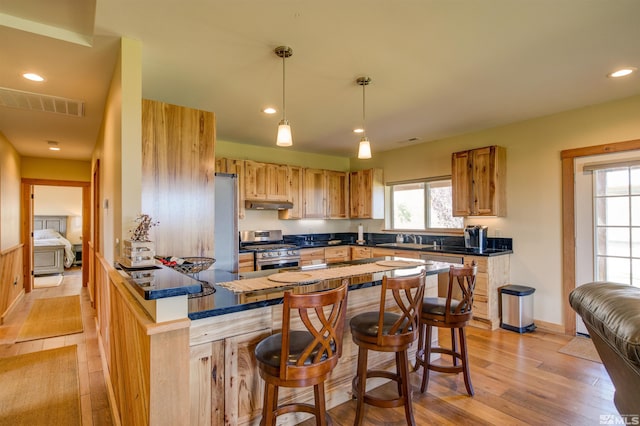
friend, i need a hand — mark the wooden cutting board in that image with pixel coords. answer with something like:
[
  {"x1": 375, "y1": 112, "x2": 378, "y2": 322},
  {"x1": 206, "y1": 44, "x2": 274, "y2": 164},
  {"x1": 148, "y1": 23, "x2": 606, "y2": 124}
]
[{"x1": 267, "y1": 272, "x2": 319, "y2": 283}]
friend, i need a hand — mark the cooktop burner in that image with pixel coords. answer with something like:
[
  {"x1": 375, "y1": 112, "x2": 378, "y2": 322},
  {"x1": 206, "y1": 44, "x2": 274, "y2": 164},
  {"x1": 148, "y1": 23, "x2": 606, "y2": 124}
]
[{"x1": 242, "y1": 243, "x2": 297, "y2": 251}]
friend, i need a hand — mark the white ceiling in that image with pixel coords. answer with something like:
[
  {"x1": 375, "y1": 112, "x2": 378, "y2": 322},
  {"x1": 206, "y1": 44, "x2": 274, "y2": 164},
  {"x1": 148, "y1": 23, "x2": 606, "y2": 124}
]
[{"x1": 1, "y1": 0, "x2": 639, "y2": 161}]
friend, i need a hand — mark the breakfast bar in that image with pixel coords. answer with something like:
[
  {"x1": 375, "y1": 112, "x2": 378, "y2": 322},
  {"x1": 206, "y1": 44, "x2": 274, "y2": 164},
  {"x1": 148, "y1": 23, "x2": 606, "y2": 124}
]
[
  {"x1": 114, "y1": 256, "x2": 451, "y2": 425},
  {"x1": 186, "y1": 257, "x2": 449, "y2": 425}
]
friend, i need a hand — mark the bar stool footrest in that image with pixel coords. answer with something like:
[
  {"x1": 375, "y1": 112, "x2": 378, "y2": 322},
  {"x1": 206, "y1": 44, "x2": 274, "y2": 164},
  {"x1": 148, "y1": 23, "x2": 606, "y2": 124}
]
[{"x1": 352, "y1": 369, "x2": 408, "y2": 409}]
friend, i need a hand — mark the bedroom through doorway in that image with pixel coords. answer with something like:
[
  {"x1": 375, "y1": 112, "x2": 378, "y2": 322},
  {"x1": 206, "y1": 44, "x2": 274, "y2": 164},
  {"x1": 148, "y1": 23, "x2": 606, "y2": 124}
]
[{"x1": 20, "y1": 179, "x2": 90, "y2": 294}]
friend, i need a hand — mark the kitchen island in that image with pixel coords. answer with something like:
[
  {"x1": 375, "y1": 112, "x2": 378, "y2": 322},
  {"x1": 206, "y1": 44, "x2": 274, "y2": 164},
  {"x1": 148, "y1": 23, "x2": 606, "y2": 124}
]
[
  {"x1": 109, "y1": 257, "x2": 451, "y2": 425},
  {"x1": 185, "y1": 257, "x2": 449, "y2": 425}
]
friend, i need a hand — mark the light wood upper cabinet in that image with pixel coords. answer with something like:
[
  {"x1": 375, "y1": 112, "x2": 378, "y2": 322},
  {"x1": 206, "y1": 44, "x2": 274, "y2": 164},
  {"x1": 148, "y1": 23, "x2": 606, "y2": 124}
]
[
  {"x1": 452, "y1": 145, "x2": 506, "y2": 217},
  {"x1": 278, "y1": 166, "x2": 303, "y2": 220},
  {"x1": 303, "y1": 168, "x2": 326, "y2": 219},
  {"x1": 244, "y1": 160, "x2": 290, "y2": 202},
  {"x1": 325, "y1": 170, "x2": 349, "y2": 219},
  {"x1": 349, "y1": 168, "x2": 384, "y2": 219},
  {"x1": 141, "y1": 99, "x2": 216, "y2": 258}
]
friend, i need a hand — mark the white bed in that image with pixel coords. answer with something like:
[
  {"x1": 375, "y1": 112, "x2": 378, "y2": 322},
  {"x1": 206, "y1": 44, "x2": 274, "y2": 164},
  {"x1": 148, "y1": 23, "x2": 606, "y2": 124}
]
[{"x1": 33, "y1": 216, "x2": 75, "y2": 275}]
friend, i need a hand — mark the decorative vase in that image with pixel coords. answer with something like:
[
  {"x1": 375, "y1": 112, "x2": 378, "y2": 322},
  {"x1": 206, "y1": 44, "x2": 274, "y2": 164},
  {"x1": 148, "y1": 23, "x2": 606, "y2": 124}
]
[{"x1": 122, "y1": 240, "x2": 156, "y2": 267}]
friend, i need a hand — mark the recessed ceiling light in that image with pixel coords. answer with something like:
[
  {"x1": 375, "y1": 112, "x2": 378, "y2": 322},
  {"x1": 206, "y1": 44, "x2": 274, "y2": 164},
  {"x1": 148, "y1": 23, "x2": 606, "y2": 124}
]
[
  {"x1": 47, "y1": 141, "x2": 60, "y2": 151},
  {"x1": 23, "y1": 73, "x2": 44, "y2": 82},
  {"x1": 263, "y1": 107, "x2": 277, "y2": 114},
  {"x1": 353, "y1": 128, "x2": 364, "y2": 134},
  {"x1": 607, "y1": 67, "x2": 637, "y2": 78}
]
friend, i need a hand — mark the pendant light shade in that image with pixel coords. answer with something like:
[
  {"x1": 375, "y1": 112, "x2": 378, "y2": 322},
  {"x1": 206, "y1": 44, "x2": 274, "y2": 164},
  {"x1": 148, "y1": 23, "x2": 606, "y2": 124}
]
[
  {"x1": 275, "y1": 46, "x2": 293, "y2": 147},
  {"x1": 276, "y1": 119, "x2": 292, "y2": 147},
  {"x1": 356, "y1": 76, "x2": 372, "y2": 159},
  {"x1": 358, "y1": 137, "x2": 371, "y2": 159}
]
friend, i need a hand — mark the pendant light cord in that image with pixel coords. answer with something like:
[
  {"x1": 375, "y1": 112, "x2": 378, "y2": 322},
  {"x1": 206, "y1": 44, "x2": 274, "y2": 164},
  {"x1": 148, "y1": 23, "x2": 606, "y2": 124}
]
[
  {"x1": 362, "y1": 82, "x2": 366, "y2": 138},
  {"x1": 282, "y1": 55, "x2": 286, "y2": 120}
]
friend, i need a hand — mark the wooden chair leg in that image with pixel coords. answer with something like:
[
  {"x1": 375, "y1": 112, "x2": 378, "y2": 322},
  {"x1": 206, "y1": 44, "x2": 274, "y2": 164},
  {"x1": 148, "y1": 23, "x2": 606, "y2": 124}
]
[
  {"x1": 459, "y1": 327, "x2": 474, "y2": 396},
  {"x1": 314, "y1": 382, "x2": 328, "y2": 426},
  {"x1": 395, "y1": 352, "x2": 403, "y2": 396},
  {"x1": 261, "y1": 382, "x2": 277, "y2": 426},
  {"x1": 354, "y1": 346, "x2": 369, "y2": 426},
  {"x1": 451, "y1": 328, "x2": 458, "y2": 366},
  {"x1": 415, "y1": 322, "x2": 425, "y2": 371},
  {"x1": 399, "y1": 350, "x2": 416, "y2": 426},
  {"x1": 420, "y1": 324, "x2": 433, "y2": 393}
]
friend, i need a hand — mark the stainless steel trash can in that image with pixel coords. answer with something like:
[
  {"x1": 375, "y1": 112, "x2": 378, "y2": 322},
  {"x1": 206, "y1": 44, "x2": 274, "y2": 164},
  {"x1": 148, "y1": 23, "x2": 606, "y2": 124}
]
[{"x1": 500, "y1": 285, "x2": 535, "y2": 333}]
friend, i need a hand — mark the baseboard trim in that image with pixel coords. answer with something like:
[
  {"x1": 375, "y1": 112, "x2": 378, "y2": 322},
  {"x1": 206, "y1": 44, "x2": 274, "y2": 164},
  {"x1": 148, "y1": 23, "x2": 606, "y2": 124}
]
[{"x1": 532, "y1": 319, "x2": 565, "y2": 334}]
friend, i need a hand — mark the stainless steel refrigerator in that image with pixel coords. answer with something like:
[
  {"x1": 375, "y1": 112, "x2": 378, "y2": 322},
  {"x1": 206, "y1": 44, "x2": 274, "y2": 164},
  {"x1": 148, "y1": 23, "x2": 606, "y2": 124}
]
[{"x1": 214, "y1": 173, "x2": 239, "y2": 271}]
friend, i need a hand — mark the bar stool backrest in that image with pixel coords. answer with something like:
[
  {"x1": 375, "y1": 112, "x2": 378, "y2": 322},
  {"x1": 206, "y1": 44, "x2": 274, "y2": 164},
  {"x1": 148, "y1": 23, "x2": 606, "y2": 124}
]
[
  {"x1": 280, "y1": 282, "x2": 349, "y2": 381},
  {"x1": 445, "y1": 263, "x2": 477, "y2": 325},
  {"x1": 377, "y1": 270, "x2": 426, "y2": 347}
]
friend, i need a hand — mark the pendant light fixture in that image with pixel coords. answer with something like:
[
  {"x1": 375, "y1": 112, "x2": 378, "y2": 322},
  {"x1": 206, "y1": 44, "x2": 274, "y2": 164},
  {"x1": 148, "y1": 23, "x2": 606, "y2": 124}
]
[
  {"x1": 275, "y1": 46, "x2": 293, "y2": 147},
  {"x1": 356, "y1": 76, "x2": 372, "y2": 159}
]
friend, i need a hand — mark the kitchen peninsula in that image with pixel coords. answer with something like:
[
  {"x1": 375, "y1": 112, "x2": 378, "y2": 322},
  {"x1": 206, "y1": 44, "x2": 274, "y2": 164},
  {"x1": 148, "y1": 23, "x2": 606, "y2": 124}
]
[{"x1": 114, "y1": 256, "x2": 450, "y2": 425}]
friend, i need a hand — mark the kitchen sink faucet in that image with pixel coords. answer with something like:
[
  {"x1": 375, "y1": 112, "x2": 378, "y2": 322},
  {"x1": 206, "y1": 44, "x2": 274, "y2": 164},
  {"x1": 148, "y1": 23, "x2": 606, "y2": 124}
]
[{"x1": 409, "y1": 234, "x2": 422, "y2": 244}]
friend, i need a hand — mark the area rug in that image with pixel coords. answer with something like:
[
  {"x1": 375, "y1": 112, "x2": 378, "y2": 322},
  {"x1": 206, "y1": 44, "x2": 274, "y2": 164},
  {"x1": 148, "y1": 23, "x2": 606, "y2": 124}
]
[
  {"x1": 0, "y1": 345, "x2": 80, "y2": 425},
  {"x1": 16, "y1": 295, "x2": 83, "y2": 342},
  {"x1": 558, "y1": 336, "x2": 602, "y2": 363},
  {"x1": 33, "y1": 274, "x2": 63, "y2": 288}
]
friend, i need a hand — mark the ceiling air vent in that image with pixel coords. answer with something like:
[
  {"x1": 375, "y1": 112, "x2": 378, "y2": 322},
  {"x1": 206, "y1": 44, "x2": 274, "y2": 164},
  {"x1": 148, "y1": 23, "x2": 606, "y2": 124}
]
[{"x1": 0, "y1": 87, "x2": 84, "y2": 117}]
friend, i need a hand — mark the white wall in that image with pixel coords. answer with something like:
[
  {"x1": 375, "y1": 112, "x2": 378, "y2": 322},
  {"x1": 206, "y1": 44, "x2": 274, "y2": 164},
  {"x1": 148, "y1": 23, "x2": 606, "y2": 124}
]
[{"x1": 351, "y1": 94, "x2": 640, "y2": 327}]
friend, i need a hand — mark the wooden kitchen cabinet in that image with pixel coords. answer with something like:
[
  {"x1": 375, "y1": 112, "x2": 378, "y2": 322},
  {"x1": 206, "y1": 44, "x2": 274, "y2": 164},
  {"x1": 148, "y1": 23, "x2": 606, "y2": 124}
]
[
  {"x1": 278, "y1": 166, "x2": 303, "y2": 220},
  {"x1": 324, "y1": 246, "x2": 350, "y2": 264},
  {"x1": 300, "y1": 247, "x2": 325, "y2": 266},
  {"x1": 325, "y1": 170, "x2": 349, "y2": 219},
  {"x1": 452, "y1": 145, "x2": 506, "y2": 217},
  {"x1": 349, "y1": 168, "x2": 384, "y2": 219},
  {"x1": 350, "y1": 246, "x2": 372, "y2": 260},
  {"x1": 244, "y1": 160, "x2": 290, "y2": 202},
  {"x1": 303, "y1": 168, "x2": 326, "y2": 218},
  {"x1": 189, "y1": 329, "x2": 270, "y2": 426},
  {"x1": 463, "y1": 254, "x2": 510, "y2": 330},
  {"x1": 238, "y1": 252, "x2": 254, "y2": 273}
]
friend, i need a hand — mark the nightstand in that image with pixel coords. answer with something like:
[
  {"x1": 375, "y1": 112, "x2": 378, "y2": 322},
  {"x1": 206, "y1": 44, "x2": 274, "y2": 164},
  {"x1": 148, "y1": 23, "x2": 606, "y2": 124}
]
[{"x1": 73, "y1": 243, "x2": 82, "y2": 266}]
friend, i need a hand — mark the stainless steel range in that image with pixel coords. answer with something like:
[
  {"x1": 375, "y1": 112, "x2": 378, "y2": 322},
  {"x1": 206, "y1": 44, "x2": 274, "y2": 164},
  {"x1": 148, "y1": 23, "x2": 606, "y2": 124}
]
[{"x1": 240, "y1": 230, "x2": 300, "y2": 270}]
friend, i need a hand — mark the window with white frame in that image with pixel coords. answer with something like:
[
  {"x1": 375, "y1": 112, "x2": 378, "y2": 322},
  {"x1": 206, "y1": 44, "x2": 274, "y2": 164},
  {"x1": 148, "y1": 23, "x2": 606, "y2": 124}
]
[
  {"x1": 593, "y1": 165, "x2": 640, "y2": 287},
  {"x1": 389, "y1": 178, "x2": 463, "y2": 231}
]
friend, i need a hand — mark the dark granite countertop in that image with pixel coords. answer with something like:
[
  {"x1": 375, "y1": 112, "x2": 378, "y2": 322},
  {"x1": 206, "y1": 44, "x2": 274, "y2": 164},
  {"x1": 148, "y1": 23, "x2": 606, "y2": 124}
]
[
  {"x1": 116, "y1": 263, "x2": 204, "y2": 300},
  {"x1": 187, "y1": 257, "x2": 452, "y2": 320}
]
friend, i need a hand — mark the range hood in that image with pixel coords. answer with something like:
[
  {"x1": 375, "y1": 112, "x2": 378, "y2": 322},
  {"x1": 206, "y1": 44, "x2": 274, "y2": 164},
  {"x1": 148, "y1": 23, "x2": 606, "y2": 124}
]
[{"x1": 244, "y1": 199, "x2": 294, "y2": 210}]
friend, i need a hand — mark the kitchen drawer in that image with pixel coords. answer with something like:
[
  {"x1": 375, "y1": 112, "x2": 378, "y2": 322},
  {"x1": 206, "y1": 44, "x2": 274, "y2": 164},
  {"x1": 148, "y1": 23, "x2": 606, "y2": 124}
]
[
  {"x1": 393, "y1": 249, "x2": 420, "y2": 259},
  {"x1": 324, "y1": 246, "x2": 350, "y2": 264},
  {"x1": 300, "y1": 247, "x2": 325, "y2": 266},
  {"x1": 371, "y1": 247, "x2": 394, "y2": 258},
  {"x1": 473, "y1": 296, "x2": 488, "y2": 317},
  {"x1": 350, "y1": 246, "x2": 372, "y2": 260},
  {"x1": 464, "y1": 255, "x2": 488, "y2": 273},
  {"x1": 474, "y1": 272, "x2": 489, "y2": 296},
  {"x1": 238, "y1": 252, "x2": 255, "y2": 272}
]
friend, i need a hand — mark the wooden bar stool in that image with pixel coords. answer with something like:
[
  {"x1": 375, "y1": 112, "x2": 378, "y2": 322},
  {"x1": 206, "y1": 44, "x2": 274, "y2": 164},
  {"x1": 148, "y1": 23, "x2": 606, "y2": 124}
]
[
  {"x1": 350, "y1": 270, "x2": 426, "y2": 426},
  {"x1": 254, "y1": 281, "x2": 349, "y2": 426},
  {"x1": 415, "y1": 262, "x2": 477, "y2": 395}
]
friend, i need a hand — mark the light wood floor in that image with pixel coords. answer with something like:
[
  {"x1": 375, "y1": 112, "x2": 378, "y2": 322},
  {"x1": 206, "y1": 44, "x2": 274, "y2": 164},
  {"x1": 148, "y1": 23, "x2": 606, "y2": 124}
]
[
  {"x1": 1, "y1": 273, "x2": 620, "y2": 425},
  {"x1": 301, "y1": 327, "x2": 619, "y2": 426},
  {"x1": 0, "y1": 268, "x2": 113, "y2": 426}
]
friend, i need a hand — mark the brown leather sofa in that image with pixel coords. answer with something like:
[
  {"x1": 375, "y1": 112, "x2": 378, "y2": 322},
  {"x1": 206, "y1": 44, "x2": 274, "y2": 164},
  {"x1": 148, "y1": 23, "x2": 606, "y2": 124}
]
[{"x1": 569, "y1": 282, "x2": 640, "y2": 416}]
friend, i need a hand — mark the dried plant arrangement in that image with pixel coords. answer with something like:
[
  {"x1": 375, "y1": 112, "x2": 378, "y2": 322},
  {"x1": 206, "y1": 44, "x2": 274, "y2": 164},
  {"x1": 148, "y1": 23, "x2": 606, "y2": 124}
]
[{"x1": 129, "y1": 214, "x2": 159, "y2": 242}]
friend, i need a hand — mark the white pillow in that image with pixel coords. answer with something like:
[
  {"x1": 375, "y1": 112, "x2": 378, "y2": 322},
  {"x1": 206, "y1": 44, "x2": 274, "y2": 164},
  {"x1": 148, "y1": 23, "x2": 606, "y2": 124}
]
[{"x1": 34, "y1": 228, "x2": 61, "y2": 239}]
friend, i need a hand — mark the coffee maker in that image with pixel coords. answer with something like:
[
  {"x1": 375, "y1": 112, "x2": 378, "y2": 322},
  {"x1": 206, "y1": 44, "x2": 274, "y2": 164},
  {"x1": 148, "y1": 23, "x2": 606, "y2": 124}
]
[{"x1": 464, "y1": 225, "x2": 488, "y2": 252}]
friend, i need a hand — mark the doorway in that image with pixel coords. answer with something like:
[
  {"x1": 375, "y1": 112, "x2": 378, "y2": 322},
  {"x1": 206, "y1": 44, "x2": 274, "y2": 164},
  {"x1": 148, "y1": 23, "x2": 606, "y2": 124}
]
[
  {"x1": 561, "y1": 139, "x2": 640, "y2": 335},
  {"x1": 21, "y1": 179, "x2": 90, "y2": 293}
]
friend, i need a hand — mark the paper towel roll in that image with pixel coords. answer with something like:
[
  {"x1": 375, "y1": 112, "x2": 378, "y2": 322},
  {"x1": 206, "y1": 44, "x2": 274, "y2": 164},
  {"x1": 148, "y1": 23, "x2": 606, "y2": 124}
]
[{"x1": 357, "y1": 224, "x2": 364, "y2": 242}]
